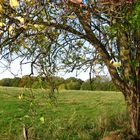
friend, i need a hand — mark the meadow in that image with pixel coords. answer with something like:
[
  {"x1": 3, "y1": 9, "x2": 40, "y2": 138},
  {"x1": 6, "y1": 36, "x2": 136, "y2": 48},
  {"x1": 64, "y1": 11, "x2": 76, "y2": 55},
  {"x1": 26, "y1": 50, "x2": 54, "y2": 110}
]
[{"x1": 0, "y1": 87, "x2": 128, "y2": 140}]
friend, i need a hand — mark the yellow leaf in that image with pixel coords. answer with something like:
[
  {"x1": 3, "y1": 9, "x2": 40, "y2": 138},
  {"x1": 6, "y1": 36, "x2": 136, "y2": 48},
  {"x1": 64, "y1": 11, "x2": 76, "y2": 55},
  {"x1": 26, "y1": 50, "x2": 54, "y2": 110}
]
[
  {"x1": 16, "y1": 16, "x2": 25, "y2": 24},
  {"x1": 0, "y1": 4, "x2": 3, "y2": 13},
  {"x1": 110, "y1": 60, "x2": 114, "y2": 64},
  {"x1": 18, "y1": 94, "x2": 23, "y2": 100},
  {"x1": 20, "y1": 24, "x2": 27, "y2": 29},
  {"x1": 34, "y1": 24, "x2": 44, "y2": 31},
  {"x1": 110, "y1": 60, "x2": 121, "y2": 68},
  {"x1": 67, "y1": 15, "x2": 77, "y2": 19},
  {"x1": 34, "y1": 24, "x2": 39, "y2": 28},
  {"x1": 8, "y1": 25, "x2": 13, "y2": 35},
  {"x1": 24, "y1": 115, "x2": 29, "y2": 118},
  {"x1": 40, "y1": 117, "x2": 45, "y2": 124},
  {"x1": 112, "y1": 62, "x2": 121, "y2": 67},
  {"x1": 0, "y1": 22, "x2": 5, "y2": 27},
  {"x1": 34, "y1": 24, "x2": 43, "y2": 28},
  {"x1": 27, "y1": 23, "x2": 32, "y2": 26},
  {"x1": 10, "y1": 0, "x2": 19, "y2": 8},
  {"x1": 22, "y1": 42, "x2": 28, "y2": 48}
]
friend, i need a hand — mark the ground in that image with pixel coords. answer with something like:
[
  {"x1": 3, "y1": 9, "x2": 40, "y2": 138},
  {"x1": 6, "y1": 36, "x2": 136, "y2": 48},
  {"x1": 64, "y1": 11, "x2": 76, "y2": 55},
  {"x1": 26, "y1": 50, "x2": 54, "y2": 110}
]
[{"x1": 0, "y1": 87, "x2": 128, "y2": 140}]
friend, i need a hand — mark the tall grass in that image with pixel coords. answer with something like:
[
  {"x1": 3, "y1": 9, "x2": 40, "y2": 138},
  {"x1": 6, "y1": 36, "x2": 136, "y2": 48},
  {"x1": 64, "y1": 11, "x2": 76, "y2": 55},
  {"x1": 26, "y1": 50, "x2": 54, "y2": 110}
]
[{"x1": 0, "y1": 87, "x2": 128, "y2": 140}]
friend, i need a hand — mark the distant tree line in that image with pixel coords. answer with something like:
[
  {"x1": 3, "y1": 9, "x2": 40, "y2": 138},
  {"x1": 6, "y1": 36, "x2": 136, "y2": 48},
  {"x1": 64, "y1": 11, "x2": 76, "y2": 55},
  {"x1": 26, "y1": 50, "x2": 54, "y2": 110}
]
[{"x1": 0, "y1": 75, "x2": 118, "y2": 91}]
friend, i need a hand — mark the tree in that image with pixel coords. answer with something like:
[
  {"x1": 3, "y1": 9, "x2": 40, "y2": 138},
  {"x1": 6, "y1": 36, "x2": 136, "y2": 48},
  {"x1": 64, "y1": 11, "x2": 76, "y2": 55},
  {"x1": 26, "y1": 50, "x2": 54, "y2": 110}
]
[
  {"x1": 0, "y1": 0, "x2": 140, "y2": 138},
  {"x1": 81, "y1": 76, "x2": 117, "y2": 91},
  {"x1": 11, "y1": 77, "x2": 21, "y2": 87},
  {"x1": 0, "y1": 78, "x2": 12, "y2": 87},
  {"x1": 65, "y1": 77, "x2": 83, "y2": 90}
]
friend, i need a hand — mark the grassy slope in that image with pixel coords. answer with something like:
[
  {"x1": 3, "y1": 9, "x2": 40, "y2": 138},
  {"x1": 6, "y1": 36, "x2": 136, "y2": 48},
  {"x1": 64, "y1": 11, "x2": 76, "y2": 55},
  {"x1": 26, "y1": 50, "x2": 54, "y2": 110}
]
[{"x1": 0, "y1": 87, "x2": 127, "y2": 140}]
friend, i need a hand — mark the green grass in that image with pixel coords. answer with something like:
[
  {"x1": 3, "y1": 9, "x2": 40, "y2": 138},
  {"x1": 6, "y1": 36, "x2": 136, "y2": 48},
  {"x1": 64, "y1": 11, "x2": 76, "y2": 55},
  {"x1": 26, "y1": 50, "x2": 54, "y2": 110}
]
[{"x1": 0, "y1": 87, "x2": 128, "y2": 140}]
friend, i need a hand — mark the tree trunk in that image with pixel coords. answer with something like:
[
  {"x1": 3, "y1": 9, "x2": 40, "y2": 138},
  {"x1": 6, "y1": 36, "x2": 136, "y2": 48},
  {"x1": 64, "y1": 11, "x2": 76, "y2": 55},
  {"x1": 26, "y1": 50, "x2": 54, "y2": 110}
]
[{"x1": 126, "y1": 92, "x2": 140, "y2": 139}]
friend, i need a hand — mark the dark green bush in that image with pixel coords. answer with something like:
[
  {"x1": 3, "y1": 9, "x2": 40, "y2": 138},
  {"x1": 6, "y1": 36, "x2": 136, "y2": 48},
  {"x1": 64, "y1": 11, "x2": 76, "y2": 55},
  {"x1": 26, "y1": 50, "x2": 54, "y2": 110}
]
[
  {"x1": 81, "y1": 77, "x2": 118, "y2": 91},
  {"x1": 0, "y1": 76, "x2": 118, "y2": 91}
]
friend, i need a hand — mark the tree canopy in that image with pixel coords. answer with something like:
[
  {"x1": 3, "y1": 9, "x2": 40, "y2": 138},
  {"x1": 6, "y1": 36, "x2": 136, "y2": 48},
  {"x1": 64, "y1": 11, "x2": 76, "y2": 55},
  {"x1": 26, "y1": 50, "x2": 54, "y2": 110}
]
[{"x1": 0, "y1": 0, "x2": 140, "y2": 138}]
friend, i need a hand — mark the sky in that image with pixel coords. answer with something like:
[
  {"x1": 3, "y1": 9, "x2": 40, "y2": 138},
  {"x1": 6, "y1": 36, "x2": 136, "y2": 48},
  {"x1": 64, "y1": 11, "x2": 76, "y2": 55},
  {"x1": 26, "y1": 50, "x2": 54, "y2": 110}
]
[
  {"x1": 0, "y1": 56, "x2": 110, "y2": 81},
  {"x1": 0, "y1": 59, "x2": 31, "y2": 79},
  {"x1": 0, "y1": 58, "x2": 91, "y2": 81},
  {"x1": 0, "y1": 64, "x2": 109, "y2": 81}
]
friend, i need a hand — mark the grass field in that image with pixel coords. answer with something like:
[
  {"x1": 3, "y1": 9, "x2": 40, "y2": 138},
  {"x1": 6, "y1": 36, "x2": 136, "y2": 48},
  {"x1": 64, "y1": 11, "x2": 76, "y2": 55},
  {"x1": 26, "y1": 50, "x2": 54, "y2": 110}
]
[{"x1": 0, "y1": 87, "x2": 128, "y2": 140}]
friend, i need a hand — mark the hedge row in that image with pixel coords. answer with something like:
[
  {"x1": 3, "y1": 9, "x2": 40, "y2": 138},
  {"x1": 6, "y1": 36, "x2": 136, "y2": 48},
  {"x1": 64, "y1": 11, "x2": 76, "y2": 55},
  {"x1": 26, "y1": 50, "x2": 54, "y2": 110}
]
[{"x1": 0, "y1": 76, "x2": 118, "y2": 91}]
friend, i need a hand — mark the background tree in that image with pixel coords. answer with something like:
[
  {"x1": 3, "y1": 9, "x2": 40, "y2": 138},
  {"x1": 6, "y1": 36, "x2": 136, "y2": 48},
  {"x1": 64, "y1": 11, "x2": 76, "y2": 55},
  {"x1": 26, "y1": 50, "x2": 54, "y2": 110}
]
[
  {"x1": 0, "y1": 78, "x2": 12, "y2": 87},
  {"x1": 65, "y1": 77, "x2": 83, "y2": 90},
  {"x1": 81, "y1": 76, "x2": 117, "y2": 91},
  {"x1": 0, "y1": 0, "x2": 140, "y2": 138}
]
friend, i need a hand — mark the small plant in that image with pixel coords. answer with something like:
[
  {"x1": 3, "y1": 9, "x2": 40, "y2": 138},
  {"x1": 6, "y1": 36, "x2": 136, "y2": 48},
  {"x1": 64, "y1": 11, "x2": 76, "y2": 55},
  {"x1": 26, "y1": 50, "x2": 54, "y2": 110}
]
[{"x1": 16, "y1": 87, "x2": 57, "y2": 140}]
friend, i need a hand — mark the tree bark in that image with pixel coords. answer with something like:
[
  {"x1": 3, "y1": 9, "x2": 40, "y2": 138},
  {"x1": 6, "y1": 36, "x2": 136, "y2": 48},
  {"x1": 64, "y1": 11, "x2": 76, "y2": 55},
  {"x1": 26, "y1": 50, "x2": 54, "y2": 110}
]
[{"x1": 125, "y1": 91, "x2": 140, "y2": 139}]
